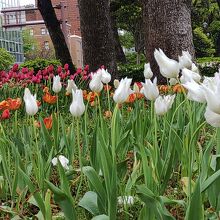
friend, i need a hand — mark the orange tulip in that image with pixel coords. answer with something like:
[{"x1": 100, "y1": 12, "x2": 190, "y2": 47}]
[
  {"x1": 7, "y1": 98, "x2": 22, "y2": 110},
  {"x1": 43, "y1": 116, "x2": 53, "y2": 129},
  {"x1": 126, "y1": 94, "x2": 136, "y2": 103},
  {"x1": 0, "y1": 100, "x2": 9, "y2": 110},
  {"x1": 43, "y1": 93, "x2": 57, "y2": 104},
  {"x1": 173, "y1": 84, "x2": 185, "y2": 93},
  {"x1": 35, "y1": 116, "x2": 53, "y2": 130},
  {"x1": 159, "y1": 85, "x2": 170, "y2": 93}
]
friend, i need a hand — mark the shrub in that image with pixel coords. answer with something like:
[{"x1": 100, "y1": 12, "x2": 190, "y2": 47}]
[
  {"x1": 118, "y1": 63, "x2": 144, "y2": 82},
  {"x1": 20, "y1": 58, "x2": 62, "y2": 72},
  {"x1": 193, "y1": 27, "x2": 215, "y2": 57},
  {"x1": 0, "y1": 48, "x2": 15, "y2": 71},
  {"x1": 197, "y1": 57, "x2": 220, "y2": 76}
]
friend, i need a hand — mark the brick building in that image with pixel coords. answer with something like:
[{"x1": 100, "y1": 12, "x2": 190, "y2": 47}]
[{"x1": 25, "y1": 0, "x2": 82, "y2": 67}]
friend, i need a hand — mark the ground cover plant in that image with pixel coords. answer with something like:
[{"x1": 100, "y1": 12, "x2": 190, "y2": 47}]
[{"x1": 0, "y1": 50, "x2": 220, "y2": 220}]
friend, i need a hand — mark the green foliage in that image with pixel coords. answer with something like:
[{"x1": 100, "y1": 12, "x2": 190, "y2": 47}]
[
  {"x1": 0, "y1": 48, "x2": 15, "y2": 70},
  {"x1": 22, "y1": 30, "x2": 38, "y2": 55},
  {"x1": 208, "y1": 20, "x2": 220, "y2": 42},
  {"x1": 20, "y1": 58, "x2": 61, "y2": 72},
  {"x1": 118, "y1": 53, "x2": 145, "y2": 81},
  {"x1": 193, "y1": 27, "x2": 215, "y2": 57},
  {"x1": 119, "y1": 31, "x2": 134, "y2": 49},
  {"x1": 197, "y1": 57, "x2": 220, "y2": 76}
]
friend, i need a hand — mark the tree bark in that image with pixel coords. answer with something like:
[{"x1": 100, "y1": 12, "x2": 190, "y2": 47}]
[
  {"x1": 78, "y1": 0, "x2": 118, "y2": 79},
  {"x1": 142, "y1": 0, "x2": 194, "y2": 84},
  {"x1": 37, "y1": 0, "x2": 75, "y2": 73}
]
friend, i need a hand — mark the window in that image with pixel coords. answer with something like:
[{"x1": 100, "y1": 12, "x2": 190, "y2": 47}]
[
  {"x1": 44, "y1": 41, "x2": 49, "y2": 50},
  {"x1": 30, "y1": 29, "x2": 34, "y2": 36},
  {"x1": 41, "y1": 28, "x2": 46, "y2": 35}
]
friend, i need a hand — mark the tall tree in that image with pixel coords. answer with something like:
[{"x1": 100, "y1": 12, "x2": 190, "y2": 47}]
[
  {"x1": 142, "y1": 0, "x2": 194, "y2": 83},
  {"x1": 78, "y1": 0, "x2": 118, "y2": 78},
  {"x1": 37, "y1": 0, "x2": 75, "y2": 73}
]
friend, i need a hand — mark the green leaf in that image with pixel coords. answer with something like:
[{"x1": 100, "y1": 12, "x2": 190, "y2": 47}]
[
  {"x1": 79, "y1": 191, "x2": 99, "y2": 216},
  {"x1": 201, "y1": 169, "x2": 220, "y2": 192},
  {"x1": 91, "y1": 214, "x2": 110, "y2": 220},
  {"x1": 18, "y1": 168, "x2": 46, "y2": 217},
  {"x1": 82, "y1": 166, "x2": 106, "y2": 206},
  {"x1": 186, "y1": 178, "x2": 204, "y2": 220}
]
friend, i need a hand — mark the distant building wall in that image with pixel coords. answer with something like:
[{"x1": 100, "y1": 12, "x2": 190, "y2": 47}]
[{"x1": 25, "y1": 0, "x2": 82, "y2": 67}]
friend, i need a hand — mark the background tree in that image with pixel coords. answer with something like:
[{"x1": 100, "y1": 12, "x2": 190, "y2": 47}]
[
  {"x1": 78, "y1": 0, "x2": 118, "y2": 78},
  {"x1": 37, "y1": 0, "x2": 75, "y2": 73},
  {"x1": 192, "y1": 0, "x2": 220, "y2": 56},
  {"x1": 142, "y1": 0, "x2": 194, "y2": 83}
]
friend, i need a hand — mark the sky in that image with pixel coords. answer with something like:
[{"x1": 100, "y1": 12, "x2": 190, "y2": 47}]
[{"x1": 19, "y1": 0, "x2": 35, "y2": 6}]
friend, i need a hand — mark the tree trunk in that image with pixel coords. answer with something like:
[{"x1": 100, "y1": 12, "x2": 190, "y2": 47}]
[
  {"x1": 142, "y1": 0, "x2": 194, "y2": 84},
  {"x1": 110, "y1": 12, "x2": 127, "y2": 64},
  {"x1": 37, "y1": 0, "x2": 75, "y2": 73},
  {"x1": 78, "y1": 0, "x2": 118, "y2": 79}
]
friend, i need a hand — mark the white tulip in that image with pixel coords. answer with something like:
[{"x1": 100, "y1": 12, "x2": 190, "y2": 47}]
[
  {"x1": 169, "y1": 78, "x2": 178, "y2": 86},
  {"x1": 154, "y1": 95, "x2": 176, "y2": 116},
  {"x1": 182, "y1": 80, "x2": 206, "y2": 103},
  {"x1": 144, "y1": 63, "x2": 153, "y2": 79},
  {"x1": 154, "y1": 48, "x2": 180, "y2": 78},
  {"x1": 180, "y1": 68, "x2": 201, "y2": 83},
  {"x1": 23, "y1": 88, "x2": 38, "y2": 116},
  {"x1": 66, "y1": 79, "x2": 77, "y2": 94},
  {"x1": 52, "y1": 155, "x2": 69, "y2": 170},
  {"x1": 70, "y1": 89, "x2": 85, "y2": 117},
  {"x1": 114, "y1": 79, "x2": 120, "y2": 89},
  {"x1": 118, "y1": 196, "x2": 134, "y2": 206},
  {"x1": 201, "y1": 81, "x2": 220, "y2": 114},
  {"x1": 178, "y1": 51, "x2": 192, "y2": 69},
  {"x1": 89, "y1": 72, "x2": 103, "y2": 92},
  {"x1": 141, "y1": 78, "x2": 159, "y2": 101},
  {"x1": 191, "y1": 63, "x2": 200, "y2": 73},
  {"x1": 52, "y1": 75, "x2": 62, "y2": 93},
  {"x1": 113, "y1": 78, "x2": 133, "y2": 103},
  {"x1": 100, "y1": 69, "x2": 111, "y2": 84},
  {"x1": 204, "y1": 107, "x2": 220, "y2": 127}
]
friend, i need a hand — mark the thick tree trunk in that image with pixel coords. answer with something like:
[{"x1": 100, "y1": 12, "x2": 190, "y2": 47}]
[
  {"x1": 78, "y1": 0, "x2": 118, "y2": 79},
  {"x1": 110, "y1": 13, "x2": 127, "y2": 64},
  {"x1": 142, "y1": 0, "x2": 194, "y2": 84},
  {"x1": 37, "y1": 0, "x2": 75, "y2": 73}
]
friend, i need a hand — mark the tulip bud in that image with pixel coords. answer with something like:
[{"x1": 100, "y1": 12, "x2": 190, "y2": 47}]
[
  {"x1": 178, "y1": 51, "x2": 192, "y2": 69},
  {"x1": 180, "y1": 68, "x2": 201, "y2": 84},
  {"x1": 23, "y1": 88, "x2": 38, "y2": 116},
  {"x1": 141, "y1": 78, "x2": 159, "y2": 101},
  {"x1": 154, "y1": 95, "x2": 175, "y2": 116},
  {"x1": 113, "y1": 79, "x2": 120, "y2": 89},
  {"x1": 100, "y1": 69, "x2": 111, "y2": 84},
  {"x1": 70, "y1": 89, "x2": 85, "y2": 117},
  {"x1": 52, "y1": 75, "x2": 62, "y2": 93},
  {"x1": 113, "y1": 78, "x2": 132, "y2": 103},
  {"x1": 154, "y1": 48, "x2": 180, "y2": 78},
  {"x1": 144, "y1": 63, "x2": 153, "y2": 79},
  {"x1": 66, "y1": 79, "x2": 77, "y2": 94},
  {"x1": 182, "y1": 80, "x2": 206, "y2": 103},
  {"x1": 191, "y1": 63, "x2": 199, "y2": 73},
  {"x1": 89, "y1": 72, "x2": 103, "y2": 92},
  {"x1": 52, "y1": 155, "x2": 69, "y2": 170}
]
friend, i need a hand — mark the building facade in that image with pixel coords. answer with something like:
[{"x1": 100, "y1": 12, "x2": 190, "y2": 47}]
[
  {"x1": 25, "y1": 0, "x2": 82, "y2": 67},
  {"x1": 0, "y1": 0, "x2": 24, "y2": 63}
]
